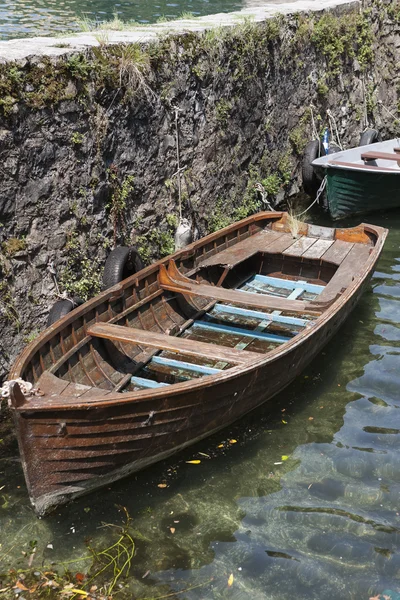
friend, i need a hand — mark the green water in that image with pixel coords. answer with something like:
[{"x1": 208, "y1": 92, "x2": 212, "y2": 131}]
[
  {"x1": 1, "y1": 0, "x2": 270, "y2": 40},
  {"x1": 1, "y1": 209, "x2": 400, "y2": 599}
]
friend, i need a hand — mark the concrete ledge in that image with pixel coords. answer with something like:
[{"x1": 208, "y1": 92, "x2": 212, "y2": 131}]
[{"x1": 0, "y1": 0, "x2": 359, "y2": 62}]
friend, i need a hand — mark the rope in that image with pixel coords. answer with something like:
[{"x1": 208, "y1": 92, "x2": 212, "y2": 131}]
[
  {"x1": 297, "y1": 176, "x2": 327, "y2": 218},
  {"x1": 46, "y1": 261, "x2": 77, "y2": 306},
  {"x1": 174, "y1": 107, "x2": 183, "y2": 221},
  {"x1": 327, "y1": 110, "x2": 343, "y2": 150},
  {"x1": 310, "y1": 105, "x2": 319, "y2": 142}
]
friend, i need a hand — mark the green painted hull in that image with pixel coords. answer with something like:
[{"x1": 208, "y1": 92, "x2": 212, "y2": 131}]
[{"x1": 327, "y1": 168, "x2": 400, "y2": 220}]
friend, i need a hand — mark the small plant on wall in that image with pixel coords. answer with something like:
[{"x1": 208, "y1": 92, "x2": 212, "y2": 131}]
[{"x1": 107, "y1": 166, "x2": 135, "y2": 246}]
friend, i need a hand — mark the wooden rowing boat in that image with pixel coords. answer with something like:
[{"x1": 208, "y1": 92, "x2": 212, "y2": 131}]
[
  {"x1": 8, "y1": 212, "x2": 387, "y2": 515},
  {"x1": 312, "y1": 139, "x2": 400, "y2": 219}
]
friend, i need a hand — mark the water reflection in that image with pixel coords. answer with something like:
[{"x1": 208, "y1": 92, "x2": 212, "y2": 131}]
[
  {"x1": 1, "y1": 0, "x2": 248, "y2": 40},
  {"x1": 1, "y1": 211, "x2": 400, "y2": 599}
]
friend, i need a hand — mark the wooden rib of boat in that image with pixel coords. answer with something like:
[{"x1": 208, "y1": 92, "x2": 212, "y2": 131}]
[
  {"x1": 8, "y1": 212, "x2": 387, "y2": 515},
  {"x1": 312, "y1": 139, "x2": 400, "y2": 219}
]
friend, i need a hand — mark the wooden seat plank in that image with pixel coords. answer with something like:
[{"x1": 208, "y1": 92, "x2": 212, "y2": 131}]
[
  {"x1": 159, "y1": 272, "x2": 320, "y2": 315},
  {"x1": 283, "y1": 236, "x2": 317, "y2": 257},
  {"x1": 198, "y1": 230, "x2": 293, "y2": 269},
  {"x1": 321, "y1": 240, "x2": 354, "y2": 265},
  {"x1": 302, "y1": 239, "x2": 334, "y2": 260},
  {"x1": 361, "y1": 151, "x2": 400, "y2": 162},
  {"x1": 316, "y1": 244, "x2": 372, "y2": 303},
  {"x1": 329, "y1": 160, "x2": 398, "y2": 172},
  {"x1": 88, "y1": 323, "x2": 264, "y2": 365}
]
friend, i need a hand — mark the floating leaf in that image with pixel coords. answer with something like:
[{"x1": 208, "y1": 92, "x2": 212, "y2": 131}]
[
  {"x1": 69, "y1": 589, "x2": 88, "y2": 596},
  {"x1": 186, "y1": 460, "x2": 201, "y2": 464},
  {"x1": 281, "y1": 455, "x2": 289, "y2": 461},
  {"x1": 308, "y1": 417, "x2": 314, "y2": 421},
  {"x1": 218, "y1": 444, "x2": 224, "y2": 448},
  {"x1": 170, "y1": 527, "x2": 175, "y2": 534},
  {"x1": 198, "y1": 452, "x2": 210, "y2": 458},
  {"x1": 158, "y1": 483, "x2": 167, "y2": 488},
  {"x1": 229, "y1": 439, "x2": 237, "y2": 444},
  {"x1": 282, "y1": 420, "x2": 287, "y2": 424},
  {"x1": 228, "y1": 573, "x2": 234, "y2": 587}
]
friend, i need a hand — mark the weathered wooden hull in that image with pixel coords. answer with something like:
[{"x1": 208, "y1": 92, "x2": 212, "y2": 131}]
[{"x1": 8, "y1": 212, "x2": 387, "y2": 515}]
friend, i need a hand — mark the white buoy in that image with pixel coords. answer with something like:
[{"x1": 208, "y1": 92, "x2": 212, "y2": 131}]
[{"x1": 174, "y1": 218, "x2": 193, "y2": 250}]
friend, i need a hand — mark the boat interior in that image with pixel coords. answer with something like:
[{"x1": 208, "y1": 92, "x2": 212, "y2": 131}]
[
  {"x1": 314, "y1": 140, "x2": 400, "y2": 173},
  {"x1": 16, "y1": 215, "x2": 377, "y2": 403}
]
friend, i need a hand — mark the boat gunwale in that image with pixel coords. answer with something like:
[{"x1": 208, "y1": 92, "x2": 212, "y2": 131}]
[{"x1": 9, "y1": 214, "x2": 388, "y2": 412}]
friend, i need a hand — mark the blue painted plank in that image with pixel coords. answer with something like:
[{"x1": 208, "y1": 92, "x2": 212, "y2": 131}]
[
  {"x1": 192, "y1": 320, "x2": 289, "y2": 343},
  {"x1": 287, "y1": 288, "x2": 304, "y2": 300},
  {"x1": 151, "y1": 356, "x2": 222, "y2": 375},
  {"x1": 253, "y1": 274, "x2": 324, "y2": 294},
  {"x1": 131, "y1": 376, "x2": 169, "y2": 389},
  {"x1": 212, "y1": 303, "x2": 308, "y2": 327}
]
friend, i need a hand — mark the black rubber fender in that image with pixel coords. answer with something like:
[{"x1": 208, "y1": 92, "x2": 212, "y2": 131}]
[
  {"x1": 302, "y1": 140, "x2": 322, "y2": 197},
  {"x1": 359, "y1": 129, "x2": 380, "y2": 146},
  {"x1": 46, "y1": 297, "x2": 83, "y2": 327},
  {"x1": 102, "y1": 246, "x2": 144, "y2": 290}
]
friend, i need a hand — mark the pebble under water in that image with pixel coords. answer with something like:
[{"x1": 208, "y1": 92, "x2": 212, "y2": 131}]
[{"x1": 0, "y1": 209, "x2": 399, "y2": 600}]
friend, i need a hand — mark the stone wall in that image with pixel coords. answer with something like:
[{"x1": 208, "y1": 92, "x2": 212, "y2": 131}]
[{"x1": 0, "y1": 0, "x2": 399, "y2": 382}]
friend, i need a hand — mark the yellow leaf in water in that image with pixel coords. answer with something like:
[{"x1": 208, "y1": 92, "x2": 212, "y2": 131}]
[
  {"x1": 186, "y1": 460, "x2": 201, "y2": 464},
  {"x1": 228, "y1": 573, "x2": 234, "y2": 587},
  {"x1": 229, "y1": 439, "x2": 237, "y2": 444},
  {"x1": 69, "y1": 589, "x2": 88, "y2": 597},
  {"x1": 282, "y1": 420, "x2": 287, "y2": 424},
  {"x1": 281, "y1": 455, "x2": 289, "y2": 461},
  {"x1": 218, "y1": 444, "x2": 224, "y2": 448}
]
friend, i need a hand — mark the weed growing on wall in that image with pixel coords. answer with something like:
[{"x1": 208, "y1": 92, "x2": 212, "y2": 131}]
[{"x1": 59, "y1": 231, "x2": 102, "y2": 301}]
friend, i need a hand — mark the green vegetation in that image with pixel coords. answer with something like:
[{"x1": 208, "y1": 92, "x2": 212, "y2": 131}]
[
  {"x1": 311, "y1": 10, "x2": 373, "y2": 75},
  {"x1": 2, "y1": 237, "x2": 26, "y2": 257},
  {"x1": 59, "y1": 231, "x2": 102, "y2": 301},
  {"x1": 70, "y1": 131, "x2": 85, "y2": 145},
  {"x1": 0, "y1": 281, "x2": 21, "y2": 330},
  {"x1": 107, "y1": 170, "x2": 135, "y2": 245},
  {"x1": 137, "y1": 214, "x2": 178, "y2": 262},
  {"x1": 215, "y1": 99, "x2": 233, "y2": 129},
  {"x1": 0, "y1": 507, "x2": 136, "y2": 599}
]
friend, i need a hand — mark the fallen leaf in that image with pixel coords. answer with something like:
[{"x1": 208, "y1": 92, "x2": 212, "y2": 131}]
[
  {"x1": 308, "y1": 417, "x2": 314, "y2": 421},
  {"x1": 198, "y1": 452, "x2": 210, "y2": 458},
  {"x1": 282, "y1": 420, "x2": 287, "y2": 424},
  {"x1": 158, "y1": 483, "x2": 167, "y2": 488},
  {"x1": 186, "y1": 460, "x2": 201, "y2": 464},
  {"x1": 170, "y1": 527, "x2": 175, "y2": 534},
  {"x1": 274, "y1": 462, "x2": 283, "y2": 465},
  {"x1": 75, "y1": 573, "x2": 85, "y2": 583},
  {"x1": 228, "y1": 573, "x2": 234, "y2": 587},
  {"x1": 13, "y1": 582, "x2": 29, "y2": 591},
  {"x1": 218, "y1": 444, "x2": 224, "y2": 448},
  {"x1": 142, "y1": 571, "x2": 150, "y2": 579},
  {"x1": 281, "y1": 455, "x2": 289, "y2": 461},
  {"x1": 229, "y1": 439, "x2": 237, "y2": 444},
  {"x1": 69, "y1": 589, "x2": 88, "y2": 596}
]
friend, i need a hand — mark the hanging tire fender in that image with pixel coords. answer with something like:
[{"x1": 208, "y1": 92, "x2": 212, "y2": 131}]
[
  {"x1": 102, "y1": 246, "x2": 144, "y2": 290},
  {"x1": 359, "y1": 129, "x2": 380, "y2": 146},
  {"x1": 46, "y1": 297, "x2": 83, "y2": 327},
  {"x1": 302, "y1": 140, "x2": 322, "y2": 197}
]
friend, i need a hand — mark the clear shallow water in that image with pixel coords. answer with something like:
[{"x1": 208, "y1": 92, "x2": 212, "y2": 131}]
[
  {"x1": 0, "y1": 0, "x2": 290, "y2": 40},
  {"x1": 1, "y1": 209, "x2": 400, "y2": 599}
]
